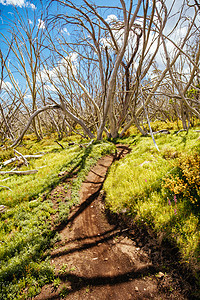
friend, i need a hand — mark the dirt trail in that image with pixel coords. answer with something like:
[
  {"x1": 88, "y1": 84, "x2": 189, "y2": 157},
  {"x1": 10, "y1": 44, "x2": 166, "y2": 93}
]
[{"x1": 35, "y1": 145, "x2": 191, "y2": 300}]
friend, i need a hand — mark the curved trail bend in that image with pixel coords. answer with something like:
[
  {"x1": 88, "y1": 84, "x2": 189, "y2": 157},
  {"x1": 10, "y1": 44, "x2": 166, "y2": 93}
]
[{"x1": 35, "y1": 145, "x2": 188, "y2": 300}]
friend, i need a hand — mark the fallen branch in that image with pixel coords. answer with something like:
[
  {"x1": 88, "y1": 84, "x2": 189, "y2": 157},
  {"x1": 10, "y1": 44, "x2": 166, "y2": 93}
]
[
  {"x1": 14, "y1": 149, "x2": 29, "y2": 166},
  {"x1": 0, "y1": 170, "x2": 38, "y2": 175},
  {"x1": 25, "y1": 154, "x2": 44, "y2": 159},
  {"x1": 1, "y1": 154, "x2": 43, "y2": 167},
  {"x1": 1, "y1": 157, "x2": 17, "y2": 167},
  {"x1": 10, "y1": 167, "x2": 17, "y2": 171},
  {"x1": 87, "y1": 139, "x2": 94, "y2": 147},
  {"x1": 153, "y1": 130, "x2": 170, "y2": 135},
  {"x1": 0, "y1": 177, "x2": 11, "y2": 181},
  {"x1": 37, "y1": 165, "x2": 47, "y2": 169},
  {"x1": 55, "y1": 140, "x2": 64, "y2": 149},
  {"x1": 68, "y1": 139, "x2": 94, "y2": 148},
  {"x1": 175, "y1": 129, "x2": 187, "y2": 135},
  {"x1": 0, "y1": 185, "x2": 12, "y2": 191}
]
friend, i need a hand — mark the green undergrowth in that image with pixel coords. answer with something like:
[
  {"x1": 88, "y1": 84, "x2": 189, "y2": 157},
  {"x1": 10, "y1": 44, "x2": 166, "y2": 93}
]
[
  {"x1": 0, "y1": 145, "x2": 80, "y2": 207},
  {"x1": 104, "y1": 130, "x2": 200, "y2": 279},
  {"x1": 0, "y1": 138, "x2": 115, "y2": 299}
]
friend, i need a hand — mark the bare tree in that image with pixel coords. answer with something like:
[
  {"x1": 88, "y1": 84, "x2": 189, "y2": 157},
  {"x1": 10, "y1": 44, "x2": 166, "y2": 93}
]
[
  {"x1": 49, "y1": 0, "x2": 195, "y2": 139},
  {"x1": 46, "y1": 0, "x2": 144, "y2": 139},
  {"x1": 0, "y1": 40, "x2": 17, "y2": 142},
  {"x1": 1, "y1": 6, "x2": 48, "y2": 141},
  {"x1": 120, "y1": 0, "x2": 200, "y2": 136},
  {"x1": 1, "y1": 0, "x2": 200, "y2": 147}
]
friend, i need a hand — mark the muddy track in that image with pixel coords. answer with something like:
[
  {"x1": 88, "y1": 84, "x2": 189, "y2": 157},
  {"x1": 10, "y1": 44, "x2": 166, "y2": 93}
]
[{"x1": 35, "y1": 145, "x2": 193, "y2": 300}]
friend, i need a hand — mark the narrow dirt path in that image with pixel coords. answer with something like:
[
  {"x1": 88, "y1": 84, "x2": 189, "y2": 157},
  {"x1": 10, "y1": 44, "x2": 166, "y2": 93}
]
[{"x1": 35, "y1": 145, "x2": 190, "y2": 300}]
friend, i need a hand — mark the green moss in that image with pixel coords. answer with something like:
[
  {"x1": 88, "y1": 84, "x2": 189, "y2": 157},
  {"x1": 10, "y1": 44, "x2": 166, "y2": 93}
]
[
  {"x1": 104, "y1": 130, "x2": 200, "y2": 270},
  {"x1": 0, "y1": 137, "x2": 115, "y2": 299}
]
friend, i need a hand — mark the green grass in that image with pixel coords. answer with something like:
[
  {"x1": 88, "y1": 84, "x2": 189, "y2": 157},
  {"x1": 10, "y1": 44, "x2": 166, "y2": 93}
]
[
  {"x1": 0, "y1": 138, "x2": 115, "y2": 299},
  {"x1": 104, "y1": 130, "x2": 200, "y2": 271},
  {"x1": 0, "y1": 146, "x2": 80, "y2": 207},
  {"x1": 0, "y1": 127, "x2": 199, "y2": 298}
]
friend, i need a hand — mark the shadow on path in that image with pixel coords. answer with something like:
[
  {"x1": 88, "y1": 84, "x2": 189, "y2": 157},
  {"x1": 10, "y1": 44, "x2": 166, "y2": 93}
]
[
  {"x1": 51, "y1": 226, "x2": 122, "y2": 258},
  {"x1": 40, "y1": 265, "x2": 157, "y2": 300}
]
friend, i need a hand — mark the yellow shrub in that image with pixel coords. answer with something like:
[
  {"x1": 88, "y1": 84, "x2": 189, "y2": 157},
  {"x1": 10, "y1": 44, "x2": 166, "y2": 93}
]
[{"x1": 163, "y1": 153, "x2": 200, "y2": 208}]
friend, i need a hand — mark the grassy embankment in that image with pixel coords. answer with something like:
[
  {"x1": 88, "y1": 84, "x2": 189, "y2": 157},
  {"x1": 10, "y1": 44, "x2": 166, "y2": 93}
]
[
  {"x1": 104, "y1": 124, "x2": 200, "y2": 284},
  {"x1": 0, "y1": 135, "x2": 115, "y2": 299}
]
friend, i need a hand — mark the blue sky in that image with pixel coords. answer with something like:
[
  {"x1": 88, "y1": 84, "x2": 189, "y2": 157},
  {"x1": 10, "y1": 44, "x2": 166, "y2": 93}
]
[
  {"x1": 0, "y1": 1, "x2": 39, "y2": 37},
  {"x1": 0, "y1": 0, "x2": 128, "y2": 94},
  {"x1": 0, "y1": 0, "x2": 130, "y2": 62},
  {"x1": 0, "y1": 0, "x2": 125, "y2": 42},
  {"x1": 1, "y1": 0, "x2": 195, "y2": 95}
]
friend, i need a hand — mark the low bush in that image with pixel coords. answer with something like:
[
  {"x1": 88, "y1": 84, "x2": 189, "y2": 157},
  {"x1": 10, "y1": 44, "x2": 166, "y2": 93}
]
[{"x1": 163, "y1": 153, "x2": 200, "y2": 210}]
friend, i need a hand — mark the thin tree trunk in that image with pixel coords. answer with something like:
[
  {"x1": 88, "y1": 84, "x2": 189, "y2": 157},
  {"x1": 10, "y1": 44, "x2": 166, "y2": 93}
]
[{"x1": 0, "y1": 104, "x2": 15, "y2": 141}]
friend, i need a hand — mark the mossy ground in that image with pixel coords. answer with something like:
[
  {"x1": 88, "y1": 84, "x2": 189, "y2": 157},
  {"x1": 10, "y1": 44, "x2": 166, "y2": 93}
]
[
  {"x1": 0, "y1": 125, "x2": 200, "y2": 298},
  {"x1": 104, "y1": 129, "x2": 200, "y2": 275},
  {"x1": 0, "y1": 137, "x2": 115, "y2": 299}
]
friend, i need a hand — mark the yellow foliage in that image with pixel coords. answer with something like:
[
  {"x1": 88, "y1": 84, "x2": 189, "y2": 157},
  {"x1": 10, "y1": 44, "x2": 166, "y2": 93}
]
[{"x1": 163, "y1": 153, "x2": 200, "y2": 208}]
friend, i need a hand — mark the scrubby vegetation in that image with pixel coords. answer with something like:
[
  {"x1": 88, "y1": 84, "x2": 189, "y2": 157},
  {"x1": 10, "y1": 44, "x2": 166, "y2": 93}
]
[
  {"x1": 0, "y1": 123, "x2": 200, "y2": 299},
  {"x1": 104, "y1": 128, "x2": 200, "y2": 277},
  {"x1": 163, "y1": 153, "x2": 200, "y2": 209},
  {"x1": 1, "y1": 0, "x2": 200, "y2": 297},
  {"x1": 0, "y1": 137, "x2": 115, "y2": 299}
]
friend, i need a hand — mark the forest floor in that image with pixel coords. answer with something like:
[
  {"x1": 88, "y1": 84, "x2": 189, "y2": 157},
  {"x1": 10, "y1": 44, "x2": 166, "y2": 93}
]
[{"x1": 34, "y1": 145, "x2": 197, "y2": 300}]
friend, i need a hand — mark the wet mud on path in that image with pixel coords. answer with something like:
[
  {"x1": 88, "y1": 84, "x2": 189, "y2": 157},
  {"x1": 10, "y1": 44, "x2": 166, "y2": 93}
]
[{"x1": 35, "y1": 145, "x2": 195, "y2": 300}]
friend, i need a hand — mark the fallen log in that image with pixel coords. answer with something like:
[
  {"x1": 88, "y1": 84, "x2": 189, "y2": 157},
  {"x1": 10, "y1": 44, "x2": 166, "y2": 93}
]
[
  {"x1": 175, "y1": 129, "x2": 187, "y2": 135},
  {"x1": 55, "y1": 140, "x2": 64, "y2": 149},
  {"x1": 1, "y1": 154, "x2": 43, "y2": 167},
  {"x1": 0, "y1": 177, "x2": 11, "y2": 181},
  {"x1": 1, "y1": 157, "x2": 16, "y2": 167},
  {"x1": 14, "y1": 149, "x2": 29, "y2": 166},
  {"x1": 153, "y1": 130, "x2": 170, "y2": 135},
  {"x1": 0, "y1": 170, "x2": 38, "y2": 175},
  {"x1": 0, "y1": 185, "x2": 12, "y2": 191},
  {"x1": 25, "y1": 155, "x2": 43, "y2": 158}
]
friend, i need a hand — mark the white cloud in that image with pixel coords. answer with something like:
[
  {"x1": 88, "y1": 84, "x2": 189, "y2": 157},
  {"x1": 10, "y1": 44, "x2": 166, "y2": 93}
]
[
  {"x1": 28, "y1": 19, "x2": 33, "y2": 25},
  {"x1": 149, "y1": 0, "x2": 153, "y2": 8},
  {"x1": 37, "y1": 19, "x2": 45, "y2": 30},
  {"x1": 61, "y1": 27, "x2": 70, "y2": 36},
  {"x1": 44, "y1": 84, "x2": 57, "y2": 93},
  {"x1": 24, "y1": 94, "x2": 32, "y2": 100},
  {"x1": 105, "y1": 14, "x2": 118, "y2": 23},
  {"x1": 38, "y1": 53, "x2": 78, "y2": 85},
  {"x1": 69, "y1": 52, "x2": 78, "y2": 62},
  {"x1": 100, "y1": 37, "x2": 112, "y2": 49},
  {"x1": 0, "y1": 0, "x2": 36, "y2": 9},
  {"x1": 1, "y1": 81, "x2": 12, "y2": 91},
  {"x1": 29, "y1": 3, "x2": 35, "y2": 9},
  {"x1": 0, "y1": 0, "x2": 25, "y2": 7}
]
